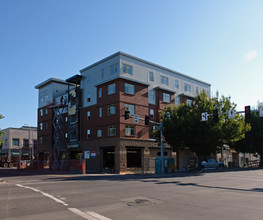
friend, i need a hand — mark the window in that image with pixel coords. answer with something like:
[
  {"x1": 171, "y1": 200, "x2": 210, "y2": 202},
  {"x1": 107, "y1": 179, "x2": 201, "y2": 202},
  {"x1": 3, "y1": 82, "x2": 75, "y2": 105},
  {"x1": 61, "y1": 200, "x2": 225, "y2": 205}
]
[
  {"x1": 12, "y1": 138, "x2": 19, "y2": 146},
  {"x1": 196, "y1": 87, "x2": 199, "y2": 94},
  {"x1": 175, "y1": 80, "x2": 179, "y2": 89},
  {"x1": 125, "y1": 83, "x2": 135, "y2": 95},
  {"x1": 70, "y1": 115, "x2": 77, "y2": 124},
  {"x1": 70, "y1": 131, "x2": 77, "y2": 141},
  {"x1": 39, "y1": 123, "x2": 43, "y2": 130},
  {"x1": 108, "y1": 83, "x2": 116, "y2": 95},
  {"x1": 39, "y1": 137, "x2": 43, "y2": 144},
  {"x1": 65, "y1": 116, "x2": 68, "y2": 122},
  {"x1": 123, "y1": 64, "x2": 133, "y2": 75},
  {"x1": 161, "y1": 76, "x2": 169, "y2": 86},
  {"x1": 184, "y1": 83, "x2": 191, "y2": 92},
  {"x1": 186, "y1": 99, "x2": 193, "y2": 107},
  {"x1": 108, "y1": 125, "x2": 116, "y2": 136},
  {"x1": 125, "y1": 104, "x2": 135, "y2": 115},
  {"x1": 23, "y1": 139, "x2": 29, "y2": 147},
  {"x1": 65, "y1": 133, "x2": 68, "y2": 139},
  {"x1": 163, "y1": 93, "x2": 171, "y2": 103},
  {"x1": 110, "y1": 63, "x2": 118, "y2": 75},
  {"x1": 101, "y1": 69, "x2": 104, "y2": 78},
  {"x1": 39, "y1": 90, "x2": 48, "y2": 103},
  {"x1": 175, "y1": 96, "x2": 180, "y2": 106},
  {"x1": 107, "y1": 104, "x2": 116, "y2": 115},
  {"x1": 150, "y1": 109, "x2": 154, "y2": 118},
  {"x1": 46, "y1": 109, "x2": 48, "y2": 115},
  {"x1": 97, "y1": 128, "x2": 102, "y2": 137},
  {"x1": 46, "y1": 122, "x2": 48, "y2": 129},
  {"x1": 87, "y1": 111, "x2": 91, "y2": 120},
  {"x1": 125, "y1": 125, "x2": 135, "y2": 136},
  {"x1": 149, "y1": 90, "x2": 156, "y2": 104},
  {"x1": 99, "y1": 107, "x2": 102, "y2": 117},
  {"x1": 40, "y1": 109, "x2": 43, "y2": 116},
  {"x1": 99, "y1": 88, "x2": 102, "y2": 98},
  {"x1": 87, "y1": 129, "x2": 91, "y2": 139},
  {"x1": 149, "y1": 72, "x2": 154, "y2": 81},
  {"x1": 87, "y1": 94, "x2": 91, "y2": 102}
]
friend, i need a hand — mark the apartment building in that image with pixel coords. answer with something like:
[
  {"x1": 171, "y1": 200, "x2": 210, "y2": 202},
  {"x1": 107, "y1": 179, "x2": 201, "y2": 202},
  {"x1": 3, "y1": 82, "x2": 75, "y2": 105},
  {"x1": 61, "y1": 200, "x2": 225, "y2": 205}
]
[
  {"x1": 35, "y1": 52, "x2": 211, "y2": 173},
  {"x1": 0, "y1": 126, "x2": 37, "y2": 160}
]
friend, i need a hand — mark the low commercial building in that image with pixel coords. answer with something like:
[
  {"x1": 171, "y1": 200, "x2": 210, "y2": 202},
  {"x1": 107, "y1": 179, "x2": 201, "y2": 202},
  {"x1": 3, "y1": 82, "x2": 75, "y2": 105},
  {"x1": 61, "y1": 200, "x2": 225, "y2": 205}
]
[{"x1": 0, "y1": 126, "x2": 37, "y2": 161}]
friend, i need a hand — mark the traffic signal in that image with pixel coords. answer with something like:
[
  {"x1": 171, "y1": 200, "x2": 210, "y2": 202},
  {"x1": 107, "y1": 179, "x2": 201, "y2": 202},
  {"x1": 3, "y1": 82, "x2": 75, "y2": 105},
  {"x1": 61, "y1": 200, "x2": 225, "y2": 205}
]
[
  {"x1": 245, "y1": 106, "x2": 251, "y2": 121},
  {"x1": 124, "y1": 110, "x2": 130, "y2": 120},
  {"x1": 213, "y1": 109, "x2": 219, "y2": 122},
  {"x1": 145, "y1": 115, "x2": 150, "y2": 125}
]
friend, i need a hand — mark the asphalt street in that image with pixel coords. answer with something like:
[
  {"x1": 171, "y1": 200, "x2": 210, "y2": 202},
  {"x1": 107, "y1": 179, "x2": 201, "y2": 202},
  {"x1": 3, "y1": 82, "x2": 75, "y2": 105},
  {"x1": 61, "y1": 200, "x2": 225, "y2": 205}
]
[{"x1": 1, "y1": 168, "x2": 263, "y2": 220}]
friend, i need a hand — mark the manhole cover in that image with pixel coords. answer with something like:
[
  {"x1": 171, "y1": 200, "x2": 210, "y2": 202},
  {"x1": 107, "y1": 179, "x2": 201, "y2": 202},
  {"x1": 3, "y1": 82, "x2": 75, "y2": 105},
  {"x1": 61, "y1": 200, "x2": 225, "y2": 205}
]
[{"x1": 127, "y1": 199, "x2": 153, "y2": 206}]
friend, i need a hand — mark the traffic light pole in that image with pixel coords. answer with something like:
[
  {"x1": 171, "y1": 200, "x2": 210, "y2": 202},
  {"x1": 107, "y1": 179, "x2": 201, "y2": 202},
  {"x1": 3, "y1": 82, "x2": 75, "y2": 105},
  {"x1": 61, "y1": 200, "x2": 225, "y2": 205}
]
[{"x1": 124, "y1": 112, "x2": 165, "y2": 174}]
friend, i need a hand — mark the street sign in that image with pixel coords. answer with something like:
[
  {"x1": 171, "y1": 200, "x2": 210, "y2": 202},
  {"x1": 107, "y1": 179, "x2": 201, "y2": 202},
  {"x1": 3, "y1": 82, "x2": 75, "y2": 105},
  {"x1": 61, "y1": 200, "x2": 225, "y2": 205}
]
[
  {"x1": 259, "y1": 107, "x2": 263, "y2": 117},
  {"x1": 201, "y1": 112, "x2": 208, "y2": 121},
  {"x1": 84, "y1": 151, "x2": 90, "y2": 159},
  {"x1": 133, "y1": 114, "x2": 139, "y2": 123},
  {"x1": 228, "y1": 110, "x2": 235, "y2": 119}
]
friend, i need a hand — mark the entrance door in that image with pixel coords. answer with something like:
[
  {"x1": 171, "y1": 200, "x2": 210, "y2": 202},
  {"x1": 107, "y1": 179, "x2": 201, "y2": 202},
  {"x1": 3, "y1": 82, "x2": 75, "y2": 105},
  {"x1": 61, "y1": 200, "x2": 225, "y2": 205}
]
[
  {"x1": 103, "y1": 148, "x2": 115, "y2": 170},
  {"x1": 127, "y1": 147, "x2": 141, "y2": 168}
]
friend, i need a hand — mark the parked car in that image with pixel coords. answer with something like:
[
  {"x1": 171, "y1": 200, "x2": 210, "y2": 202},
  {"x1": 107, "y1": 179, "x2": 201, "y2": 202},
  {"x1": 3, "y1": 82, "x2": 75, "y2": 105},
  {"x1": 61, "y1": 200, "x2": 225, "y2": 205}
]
[{"x1": 201, "y1": 159, "x2": 224, "y2": 170}]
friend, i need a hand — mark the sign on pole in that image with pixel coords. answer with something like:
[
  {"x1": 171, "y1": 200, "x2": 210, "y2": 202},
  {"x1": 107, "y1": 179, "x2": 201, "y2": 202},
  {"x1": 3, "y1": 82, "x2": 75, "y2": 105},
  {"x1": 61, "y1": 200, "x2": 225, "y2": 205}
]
[
  {"x1": 228, "y1": 110, "x2": 235, "y2": 119},
  {"x1": 133, "y1": 114, "x2": 139, "y2": 123},
  {"x1": 201, "y1": 112, "x2": 208, "y2": 121},
  {"x1": 259, "y1": 107, "x2": 263, "y2": 117},
  {"x1": 84, "y1": 151, "x2": 90, "y2": 159}
]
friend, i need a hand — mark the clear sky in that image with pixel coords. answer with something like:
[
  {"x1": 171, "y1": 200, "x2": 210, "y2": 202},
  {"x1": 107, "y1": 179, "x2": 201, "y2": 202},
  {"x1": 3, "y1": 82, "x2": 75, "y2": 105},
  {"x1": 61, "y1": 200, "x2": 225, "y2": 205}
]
[{"x1": 1, "y1": 0, "x2": 263, "y2": 129}]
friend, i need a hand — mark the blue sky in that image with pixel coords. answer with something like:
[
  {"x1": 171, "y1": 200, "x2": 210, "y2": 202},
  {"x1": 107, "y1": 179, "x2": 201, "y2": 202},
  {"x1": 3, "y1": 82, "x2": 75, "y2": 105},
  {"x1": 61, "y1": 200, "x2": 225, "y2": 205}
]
[{"x1": 1, "y1": 0, "x2": 263, "y2": 129}]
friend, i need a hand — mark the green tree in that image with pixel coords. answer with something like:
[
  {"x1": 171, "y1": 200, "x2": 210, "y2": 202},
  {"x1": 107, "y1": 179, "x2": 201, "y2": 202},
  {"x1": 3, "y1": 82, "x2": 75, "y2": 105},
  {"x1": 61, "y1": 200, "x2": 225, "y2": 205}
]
[
  {"x1": 234, "y1": 111, "x2": 263, "y2": 167},
  {"x1": 160, "y1": 91, "x2": 249, "y2": 169}
]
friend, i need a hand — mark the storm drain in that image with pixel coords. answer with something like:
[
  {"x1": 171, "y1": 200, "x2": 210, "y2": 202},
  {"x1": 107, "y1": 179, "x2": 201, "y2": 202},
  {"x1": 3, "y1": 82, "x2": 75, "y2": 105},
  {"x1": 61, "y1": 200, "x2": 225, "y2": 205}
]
[{"x1": 123, "y1": 197, "x2": 160, "y2": 207}]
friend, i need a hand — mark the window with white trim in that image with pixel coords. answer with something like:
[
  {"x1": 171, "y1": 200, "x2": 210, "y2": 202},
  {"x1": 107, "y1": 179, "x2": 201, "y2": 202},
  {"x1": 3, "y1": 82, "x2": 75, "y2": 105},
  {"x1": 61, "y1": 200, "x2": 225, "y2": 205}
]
[
  {"x1": 125, "y1": 125, "x2": 135, "y2": 136},
  {"x1": 184, "y1": 83, "x2": 191, "y2": 92},
  {"x1": 125, "y1": 104, "x2": 135, "y2": 115},
  {"x1": 161, "y1": 76, "x2": 169, "y2": 86},
  {"x1": 149, "y1": 72, "x2": 154, "y2": 81},
  {"x1": 163, "y1": 93, "x2": 171, "y2": 103},
  {"x1": 149, "y1": 90, "x2": 156, "y2": 104},
  {"x1": 125, "y1": 83, "x2": 135, "y2": 95},
  {"x1": 175, "y1": 80, "x2": 179, "y2": 89},
  {"x1": 108, "y1": 125, "x2": 116, "y2": 136},
  {"x1": 123, "y1": 64, "x2": 133, "y2": 75}
]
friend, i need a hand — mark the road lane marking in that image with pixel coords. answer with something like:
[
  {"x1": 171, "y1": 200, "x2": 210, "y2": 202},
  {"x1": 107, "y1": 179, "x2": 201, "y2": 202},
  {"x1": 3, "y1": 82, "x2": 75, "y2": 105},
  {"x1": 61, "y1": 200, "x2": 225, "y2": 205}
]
[
  {"x1": 15, "y1": 184, "x2": 112, "y2": 220},
  {"x1": 68, "y1": 208, "x2": 97, "y2": 220},
  {"x1": 87, "y1": 211, "x2": 112, "y2": 220},
  {"x1": 15, "y1": 184, "x2": 68, "y2": 206}
]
